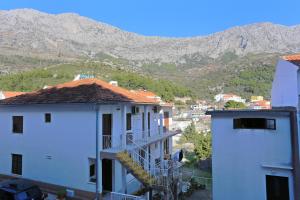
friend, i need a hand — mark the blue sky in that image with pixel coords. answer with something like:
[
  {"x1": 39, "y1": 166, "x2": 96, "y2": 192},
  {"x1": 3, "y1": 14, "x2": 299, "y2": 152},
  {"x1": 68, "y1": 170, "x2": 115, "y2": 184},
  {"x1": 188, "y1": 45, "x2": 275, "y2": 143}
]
[{"x1": 1, "y1": 0, "x2": 300, "y2": 37}]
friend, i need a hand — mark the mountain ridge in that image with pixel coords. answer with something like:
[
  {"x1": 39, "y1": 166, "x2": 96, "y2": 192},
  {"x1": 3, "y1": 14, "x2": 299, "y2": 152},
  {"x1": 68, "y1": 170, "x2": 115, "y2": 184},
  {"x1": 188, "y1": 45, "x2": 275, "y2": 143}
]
[{"x1": 0, "y1": 8, "x2": 300, "y2": 63}]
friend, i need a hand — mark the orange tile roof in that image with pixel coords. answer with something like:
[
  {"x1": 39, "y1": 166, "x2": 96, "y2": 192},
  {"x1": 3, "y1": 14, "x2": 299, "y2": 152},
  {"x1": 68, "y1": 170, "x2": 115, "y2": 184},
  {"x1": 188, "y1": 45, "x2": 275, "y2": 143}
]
[
  {"x1": 282, "y1": 53, "x2": 300, "y2": 66},
  {"x1": 0, "y1": 79, "x2": 159, "y2": 105},
  {"x1": 132, "y1": 90, "x2": 158, "y2": 98},
  {"x1": 2, "y1": 91, "x2": 27, "y2": 98}
]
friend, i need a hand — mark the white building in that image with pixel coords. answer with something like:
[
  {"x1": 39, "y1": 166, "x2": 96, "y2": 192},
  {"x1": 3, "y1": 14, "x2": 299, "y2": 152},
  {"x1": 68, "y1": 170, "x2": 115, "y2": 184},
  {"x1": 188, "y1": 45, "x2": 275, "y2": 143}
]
[
  {"x1": 214, "y1": 93, "x2": 246, "y2": 103},
  {"x1": 208, "y1": 54, "x2": 300, "y2": 200},
  {"x1": 0, "y1": 78, "x2": 180, "y2": 199}
]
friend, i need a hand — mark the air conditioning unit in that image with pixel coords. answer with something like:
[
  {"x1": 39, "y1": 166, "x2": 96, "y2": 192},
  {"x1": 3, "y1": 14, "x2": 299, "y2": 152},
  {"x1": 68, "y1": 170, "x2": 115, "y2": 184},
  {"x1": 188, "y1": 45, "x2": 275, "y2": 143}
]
[
  {"x1": 132, "y1": 106, "x2": 140, "y2": 114},
  {"x1": 153, "y1": 106, "x2": 158, "y2": 113}
]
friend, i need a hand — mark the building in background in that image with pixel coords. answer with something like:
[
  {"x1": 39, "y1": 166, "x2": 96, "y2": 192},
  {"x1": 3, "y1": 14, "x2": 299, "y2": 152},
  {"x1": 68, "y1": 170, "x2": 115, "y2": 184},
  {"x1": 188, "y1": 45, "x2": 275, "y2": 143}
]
[
  {"x1": 250, "y1": 96, "x2": 264, "y2": 102},
  {"x1": 214, "y1": 93, "x2": 246, "y2": 103},
  {"x1": 207, "y1": 54, "x2": 300, "y2": 200}
]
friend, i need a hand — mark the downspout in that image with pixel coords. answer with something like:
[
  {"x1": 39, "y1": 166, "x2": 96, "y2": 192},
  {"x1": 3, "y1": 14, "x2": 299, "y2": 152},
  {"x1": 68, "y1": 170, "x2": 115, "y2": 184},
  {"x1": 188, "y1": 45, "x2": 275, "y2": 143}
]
[
  {"x1": 95, "y1": 105, "x2": 100, "y2": 200},
  {"x1": 289, "y1": 109, "x2": 300, "y2": 200}
]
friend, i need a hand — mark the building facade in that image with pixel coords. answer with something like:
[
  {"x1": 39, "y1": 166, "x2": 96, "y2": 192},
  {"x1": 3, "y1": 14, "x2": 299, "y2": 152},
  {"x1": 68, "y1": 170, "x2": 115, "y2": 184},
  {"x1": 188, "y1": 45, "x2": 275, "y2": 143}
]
[
  {"x1": 0, "y1": 78, "x2": 179, "y2": 199},
  {"x1": 208, "y1": 54, "x2": 300, "y2": 200}
]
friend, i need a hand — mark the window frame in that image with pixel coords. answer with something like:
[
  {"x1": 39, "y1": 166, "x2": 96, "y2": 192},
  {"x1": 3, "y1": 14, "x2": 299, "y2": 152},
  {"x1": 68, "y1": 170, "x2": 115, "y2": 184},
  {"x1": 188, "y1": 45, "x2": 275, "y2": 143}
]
[
  {"x1": 11, "y1": 154, "x2": 22, "y2": 176},
  {"x1": 126, "y1": 113, "x2": 132, "y2": 131},
  {"x1": 45, "y1": 113, "x2": 51, "y2": 123},
  {"x1": 88, "y1": 158, "x2": 96, "y2": 183},
  {"x1": 233, "y1": 118, "x2": 276, "y2": 130},
  {"x1": 12, "y1": 116, "x2": 23, "y2": 134}
]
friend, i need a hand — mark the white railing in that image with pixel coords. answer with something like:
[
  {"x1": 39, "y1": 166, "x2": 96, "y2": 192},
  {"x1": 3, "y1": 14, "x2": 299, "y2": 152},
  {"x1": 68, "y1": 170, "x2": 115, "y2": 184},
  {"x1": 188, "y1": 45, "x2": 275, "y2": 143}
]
[{"x1": 110, "y1": 192, "x2": 145, "y2": 200}]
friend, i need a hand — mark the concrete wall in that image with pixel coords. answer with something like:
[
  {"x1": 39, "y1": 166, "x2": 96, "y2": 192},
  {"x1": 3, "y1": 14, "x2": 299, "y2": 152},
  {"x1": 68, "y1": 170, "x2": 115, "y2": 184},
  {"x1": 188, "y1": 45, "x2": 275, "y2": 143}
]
[
  {"x1": 271, "y1": 59, "x2": 299, "y2": 108},
  {"x1": 211, "y1": 114, "x2": 294, "y2": 200}
]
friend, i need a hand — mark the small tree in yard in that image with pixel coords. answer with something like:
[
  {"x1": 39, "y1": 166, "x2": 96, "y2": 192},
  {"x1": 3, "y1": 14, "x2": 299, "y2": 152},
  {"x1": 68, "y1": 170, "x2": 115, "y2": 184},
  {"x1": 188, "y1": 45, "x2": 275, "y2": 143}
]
[{"x1": 182, "y1": 123, "x2": 212, "y2": 160}]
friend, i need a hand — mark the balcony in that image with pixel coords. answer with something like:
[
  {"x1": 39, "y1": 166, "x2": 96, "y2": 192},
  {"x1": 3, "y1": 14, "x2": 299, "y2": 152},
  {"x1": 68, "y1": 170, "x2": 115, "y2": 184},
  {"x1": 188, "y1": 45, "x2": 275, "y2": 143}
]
[{"x1": 100, "y1": 129, "x2": 181, "y2": 158}]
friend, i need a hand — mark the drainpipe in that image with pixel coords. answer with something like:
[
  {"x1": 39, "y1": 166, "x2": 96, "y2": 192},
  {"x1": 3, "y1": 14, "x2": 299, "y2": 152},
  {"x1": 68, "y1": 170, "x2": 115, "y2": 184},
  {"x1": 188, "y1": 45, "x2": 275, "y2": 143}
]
[
  {"x1": 289, "y1": 109, "x2": 300, "y2": 200},
  {"x1": 95, "y1": 105, "x2": 100, "y2": 200}
]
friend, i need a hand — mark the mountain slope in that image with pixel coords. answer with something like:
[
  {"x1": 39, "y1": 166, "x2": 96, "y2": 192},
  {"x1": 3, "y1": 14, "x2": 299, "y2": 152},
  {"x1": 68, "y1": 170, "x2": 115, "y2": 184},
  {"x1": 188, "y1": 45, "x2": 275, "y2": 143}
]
[
  {"x1": 0, "y1": 9, "x2": 299, "y2": 99},
  {"x1": 0, "y1": 9, "x2": 300, "y2": 62}
]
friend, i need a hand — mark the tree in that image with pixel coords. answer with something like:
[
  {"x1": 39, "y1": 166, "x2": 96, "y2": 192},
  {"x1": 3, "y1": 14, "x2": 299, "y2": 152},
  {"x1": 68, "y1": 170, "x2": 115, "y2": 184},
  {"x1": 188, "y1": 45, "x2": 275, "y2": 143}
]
[
  {"x1": 224, "y1": 100, "x2": 246, "y2": 109},
  {"x1": 182, "y1": 123, "x2": 212, "y2": 160}
]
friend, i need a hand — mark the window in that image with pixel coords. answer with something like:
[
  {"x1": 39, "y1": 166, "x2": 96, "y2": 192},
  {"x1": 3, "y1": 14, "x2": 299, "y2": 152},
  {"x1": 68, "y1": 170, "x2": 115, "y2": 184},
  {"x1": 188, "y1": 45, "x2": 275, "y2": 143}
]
[
  {"x1": 266, "y1": 175, "x2": 289, "y2": 200},
  {"x1": 164, "y1": 139, "x2": 169, "y2": 154},
  {"x1": 89, "y1": 158, "x2": 96, "y2": 183},
  {"x1": 142, "y1": 112, "x2": 145, "y2": 131},
  {"x1": 148, "y1": 112, "x2": 150, "y2": 130},
  {"x1": 13, "y1": 116, "x2": 23, "y2": 133},
  {"x1": 11, "y1": 154, "x2": 22, "y2": 175},
  {"x1": 45, "y1": 113, "x2": 51, "y2": 123},
  {"x1": 126, "y1": 113, "x2": 132, "y2": 131},
  {"x1": 233, "y1": 118, "x2": 276, "y2": 130}
]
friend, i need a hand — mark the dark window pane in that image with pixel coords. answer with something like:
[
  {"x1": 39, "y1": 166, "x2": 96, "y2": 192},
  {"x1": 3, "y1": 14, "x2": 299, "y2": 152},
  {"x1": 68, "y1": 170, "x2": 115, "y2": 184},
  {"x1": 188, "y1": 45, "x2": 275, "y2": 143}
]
[
  {"x1": 89, "y1": 159, "x2": 96, "y2": 183},
  {"x1": 266, "y1": 175, "x2": 289, "y2": 200},
  {"x1": 13, "y1": 116, "x2": 23, "y2": 133},
  {"x1": 126, "y1": 113, "x2": 132, "y2": 131},
  {"x1": 45, "y1": 113, "x2": 51, "y2": 123},
  {"x1": 12, "y1": 154, "x2": 22, "y2": 175},
  {"x1": 233, "y1": 118, "x2": 276, "y2": 130},
  {"x1": 142, "y1": 113, "x2": 145, "y2": 131}
]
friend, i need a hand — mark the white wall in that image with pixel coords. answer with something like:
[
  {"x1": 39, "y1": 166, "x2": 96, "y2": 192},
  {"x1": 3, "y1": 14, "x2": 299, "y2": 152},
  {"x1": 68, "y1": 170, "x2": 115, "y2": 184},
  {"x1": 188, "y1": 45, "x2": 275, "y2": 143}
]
[
  {"x1": 0, "y1": 103, "x2": 170, "y2": 193},
  {"x1": 0, "y1": 104, "x2": 98, "y2": 192},
  {"x1": 271, "y1": 59, "x2": 299, "y2": 108},
  {"x1": 211, "y1": 114, "x2": 294, "y2": 200}
]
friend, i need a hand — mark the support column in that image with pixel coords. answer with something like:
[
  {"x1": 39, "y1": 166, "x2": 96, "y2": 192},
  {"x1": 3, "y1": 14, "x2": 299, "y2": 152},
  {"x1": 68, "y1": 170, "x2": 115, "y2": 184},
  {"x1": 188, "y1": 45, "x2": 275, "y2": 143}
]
[
  {"x1": 160, "y1": 140, "x2": 163, "y2": 168},
  {"x1": 122, "y1": 104, "x2": 127, "y2": 148},
  {"x1": 121, "y1": 166, "x2": 127, "y2": 193}
]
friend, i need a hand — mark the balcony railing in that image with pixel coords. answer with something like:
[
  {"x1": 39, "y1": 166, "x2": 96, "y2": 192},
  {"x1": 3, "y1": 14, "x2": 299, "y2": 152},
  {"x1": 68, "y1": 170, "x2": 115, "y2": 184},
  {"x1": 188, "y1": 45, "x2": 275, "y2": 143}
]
[
  {"x1": 109, "y1": 192, "x2": 145, "y2": 200},
  {"x1": 101, "y1": 129, "x2": 180, "y2": 151}
]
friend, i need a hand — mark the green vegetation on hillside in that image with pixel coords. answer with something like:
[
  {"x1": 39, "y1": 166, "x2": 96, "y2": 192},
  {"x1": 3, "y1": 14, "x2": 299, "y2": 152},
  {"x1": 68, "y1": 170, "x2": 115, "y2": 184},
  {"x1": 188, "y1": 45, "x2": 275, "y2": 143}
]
[
  {"x1": 0, "y1": 62, "x2": 193, "y2": 102},
  {"x1": 224, "y1": 100, "x2": 246, "y2": 109}
]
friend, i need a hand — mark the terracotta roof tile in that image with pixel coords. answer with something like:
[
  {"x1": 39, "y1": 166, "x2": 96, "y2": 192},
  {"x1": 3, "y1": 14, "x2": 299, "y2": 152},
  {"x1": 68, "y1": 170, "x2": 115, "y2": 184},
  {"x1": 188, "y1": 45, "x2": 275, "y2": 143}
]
[
  {"x1": 282, "y1": 53, "x2": 300, "y2": 67},
  {"x1": 0, "y1": 79, "x2": 159, "y2": 105},
  {"x1": 2, "y1": 91, "x2": 27, "y2": 98}
]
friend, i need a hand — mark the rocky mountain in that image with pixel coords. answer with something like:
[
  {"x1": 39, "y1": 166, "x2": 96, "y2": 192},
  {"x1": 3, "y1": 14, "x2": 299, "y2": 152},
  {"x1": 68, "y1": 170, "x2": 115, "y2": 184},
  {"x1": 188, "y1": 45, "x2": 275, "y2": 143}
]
[
  {"x1": 0, "y1": 8, "x2": 300, "y2": 63},
  {"x1": 0, "y1": 8, "x2": 299, "y2": 99}
]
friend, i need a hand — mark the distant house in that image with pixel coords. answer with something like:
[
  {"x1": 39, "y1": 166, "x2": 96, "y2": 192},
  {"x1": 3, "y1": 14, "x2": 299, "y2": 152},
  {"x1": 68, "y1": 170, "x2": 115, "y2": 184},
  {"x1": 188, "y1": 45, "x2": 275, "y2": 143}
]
[
  {"x1": 250, "y1": 95, "x2": 264, "y2": 102},
  {"x1": 207, "y1": 54, "x2": 300, "y2": 200},
  {"x1": 0, "y1": 78, "x2": 181, "y2": 199},
  {"x1": 214, "y1": 93, "x2": 246, "y2": 103},
  {"x1": 249, "y1": 100, "x2": 271, "y2": 109}
]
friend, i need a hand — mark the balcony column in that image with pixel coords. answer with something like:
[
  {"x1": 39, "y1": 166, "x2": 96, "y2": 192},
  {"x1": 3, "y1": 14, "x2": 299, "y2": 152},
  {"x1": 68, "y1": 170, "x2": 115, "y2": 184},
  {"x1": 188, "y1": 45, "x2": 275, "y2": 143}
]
[
  {"x1": 121, "y1": 166, "x2": 127, "y2": 193},
  {"x1": 160, "y1": 140, "x2": 163, "y2": 168},
  {"x1": 122, "y1": 104, "x2": 127, "y2": 148}
]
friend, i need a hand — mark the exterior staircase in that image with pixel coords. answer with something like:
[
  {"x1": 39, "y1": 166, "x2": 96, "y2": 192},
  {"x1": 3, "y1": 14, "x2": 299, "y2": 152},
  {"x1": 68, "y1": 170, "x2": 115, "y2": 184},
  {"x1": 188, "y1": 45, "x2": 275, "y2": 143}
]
[
  {"x1": 115, "y1": 137, "x2": 182, "y2": 200},
  {"x1": 116, "y1": 151, "x2": 155, "y2": 188}
]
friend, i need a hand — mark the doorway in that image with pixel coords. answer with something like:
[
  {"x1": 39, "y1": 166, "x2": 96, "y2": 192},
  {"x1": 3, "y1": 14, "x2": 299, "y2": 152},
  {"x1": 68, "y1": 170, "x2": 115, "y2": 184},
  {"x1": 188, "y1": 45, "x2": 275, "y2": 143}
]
[
  {"x1": 102, "y1": 159, "x2": 113, "y2": 191},
  {"x1": 266, "y1": 175, "x2": 289, "y2": 200}
]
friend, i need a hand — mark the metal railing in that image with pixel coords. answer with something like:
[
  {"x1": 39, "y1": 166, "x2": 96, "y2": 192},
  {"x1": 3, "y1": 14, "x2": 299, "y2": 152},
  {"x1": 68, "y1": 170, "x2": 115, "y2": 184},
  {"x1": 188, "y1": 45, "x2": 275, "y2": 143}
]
[
  {"x1": 110, "y1": 192, "x2": 145, "y2": 200},
  {"x1": 103, "y1": 135, "x2": 113, "y2": 149},
  {"x1": 102, "y1": 129, "x2": 179, "y2": 151}
]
